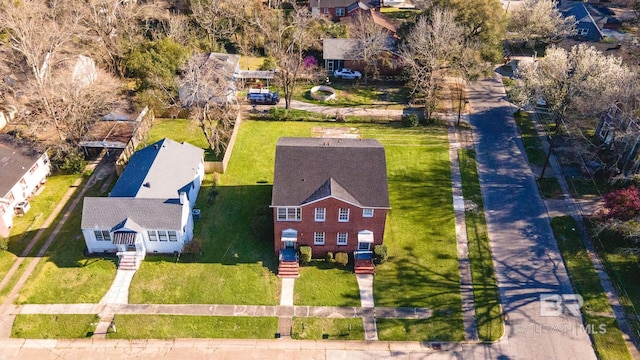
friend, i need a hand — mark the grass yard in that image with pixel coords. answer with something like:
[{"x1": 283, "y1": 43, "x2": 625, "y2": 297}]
[
  {"x1": 379, "y1": 7, "x2": 420, "y2": 22},
  {"x1": 514, "y1": 110, "x2": 546, "y2": 167},
  {"x1": 459, "y1": 149, "x2": 504, "y2": 342},
  {"x1": 552, "y1": 217, "x2": 632, "y2": 360},
  {"x1": 144, "y1": 118, "x2": 220, "y2": 161},
  {"x1": 106, "y1": 315, "x2": 278, "y2": 339},
  {"x1": 292, "y1": 83, "x2": 408, "y2": 109},
  {"x1": 16, "y1": 175, "x2": 117, "y2": 304},
  {"x1": 361, "y1": 125, "x2": 463, "y2": 341},
  {"x1": 295, "y1": 261, "x2": 360, "y2": 306},
  {"x1": 12, "y1": 314, "x2": 98, "y2": 339},
  {"x1": 291, "y1": 317, "x2": 364, "y2": 340}
]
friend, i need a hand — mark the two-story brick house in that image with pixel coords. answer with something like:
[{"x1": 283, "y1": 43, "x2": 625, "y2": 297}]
[{"x1": 271, "y1": 137, "x2": 390, "y2": 277}]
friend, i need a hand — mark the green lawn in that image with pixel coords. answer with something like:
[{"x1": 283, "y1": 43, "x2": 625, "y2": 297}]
[
  {"x1": 552, "y1": 217, "x2": 632, "y2": 360},
  {"x1": 295, "y1": 261, "x2": 360, "y2": 306},
  {"x1": 514, "y1": 110, "x2": 546, "y2": 167},
  {"x1": 459, "y1": 149, "x2": 504, "y2": 342},
  {"x1": 379, "y1": 7, "x2": 421, "y2": 22},
  {"x1": 291, "y1": 317, "x2": 364, "y2": 340},
  {"x1": 145, "y1": 118, "x2": 219, "y2": 161},
  {"x1": 291, "y1": 83, "x2": 408, "y2": 109},
  {"x1": 12, "y1": 314, "x2": 97, "y2": 339},
  {"x1": 363, "y1": 125, "x2": 462, "y2": 341},
  {"x1": 377, "y1": 318, "x2": 462, "y2": 341},
  {"x1": 16, "y1": 175, "x2": 117, "y2": 304},
  {"x1": 106, "y1": 315, "x2": 278, "y2": 339}
]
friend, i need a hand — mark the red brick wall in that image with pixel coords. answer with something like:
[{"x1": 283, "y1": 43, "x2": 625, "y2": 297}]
[{"x1": 273, "y1": 197, "x2": 387, "y2": 257}]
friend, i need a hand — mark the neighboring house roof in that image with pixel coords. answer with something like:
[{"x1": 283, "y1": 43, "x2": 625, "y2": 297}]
[
  {"x1": 0, "y1": 134, "x2": 44, "y2": 197},
  {"x1": 272, "y1": 137, "x2": 390, "y2": 208},
  {"x1": 110, "y1": 138, "x2": 203, "y2": 199},
  {"x1": 310, "y1": 0, "x2": 359, "y2": 7},
  {"x1": 81, "y1": 197, "x2": 184, "y2": 230},
  {"x1": 323, "y1": 37, "x2": 397, "y2": 60},
  {"x1": 561, "y1": 2, "x2": 604, "y2": 41},
  {"x1": 339, "y1": 9, "x2": 398, "y2": 35}
]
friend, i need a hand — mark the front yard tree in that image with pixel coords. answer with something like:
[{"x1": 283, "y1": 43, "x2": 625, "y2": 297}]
[
  {"x1": 347, "y1": 11, "x2": 392, "y2": 84},
  {"x1": 255, "y1": 6, "x2": 318, "y2": 109},
  {"x1": 401, "y1": 8, "x2": 464, "y2": 120},
  {"x1": 515, "y1": 44, "x2": 633, "y2": 178},
  {"x1": 507, "y1": 0, "x2": 575, "y2": 47},
  {"x1": 181, "y1": 54, "x2": 239, "y2": 157}
]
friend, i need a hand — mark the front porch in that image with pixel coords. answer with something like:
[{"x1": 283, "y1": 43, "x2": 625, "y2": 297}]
[
  {"x1": 278, "y1": 248, "x2": 300, "y2": 278},
  {"x1": 354, "y1": 251, "x2": 375, "y2": 275},
  {"x1": 112, "y1": 230, "x2": 146, "y2": 271}
]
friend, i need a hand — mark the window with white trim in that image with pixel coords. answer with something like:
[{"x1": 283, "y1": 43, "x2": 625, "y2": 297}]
[
  {"x1": 148, "y1": 231, "x2": 158, "y2": 241},
  {"x1": 362, "y1": 208, "x2": 374, "y2": 218},
  {"x1": 168, "y1": 231, "x2": 178, "y2": 242},
  {"x1": 323, "y1": 8, "x2": 328, "y2": 13},
  {"x1": 277, "y1": 207, "x2": 302, "y2": 221},
  {"x1": 576, "y1": 28, "x2": 589, "y2": 36},
  {"x1": 315, "y1": 208, "x2": 326, "y2": 222},
  {"x1": 158, "y1": 230, "x2": 168, "y2": 241},
  {"x1": 314, "y1": 232, "x2": 325, "y2": 245},
  {"x1": 335, "y1": 7, "x2": 345, "y2": 16},
  {"x1": 337, "y1": 232, "x2": 348, "y2": 245},
  {"x1": 94, "y1": 230, "x2": 111, "y2": 241},
  {"x1": 338, "y1": 208, "x2": 349, "y2": 222}
]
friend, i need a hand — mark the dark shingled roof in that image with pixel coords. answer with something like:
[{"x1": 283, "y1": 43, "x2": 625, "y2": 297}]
[
  {"x1": 272, "y1": 137, "x2": 390, "y2": 208},
  {"x1": 109, "y1": 138, "x2": 203, "y2": 199},
  {"x1": 81, "y1": 197, "x2": 183, "y2": 230},
  {"x1": 0, "y1": 134, "x2": 44, "y2": 197}
]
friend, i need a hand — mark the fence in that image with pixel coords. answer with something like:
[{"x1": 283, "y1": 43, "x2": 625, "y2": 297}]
[
  {"x1": 115, "y1": 106, "x2": 153, "y2": 175},
  {"x1": 203, "y1": 111, "x2": 242, "y2": 174}
]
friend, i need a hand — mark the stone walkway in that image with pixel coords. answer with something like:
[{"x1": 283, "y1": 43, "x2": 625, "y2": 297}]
[
  {"x1": 99, "y1": 270, "x2": 136, "y2": 305},
  {"x1": 356, "y1": 274, "x2": 377, "y2": 340}
]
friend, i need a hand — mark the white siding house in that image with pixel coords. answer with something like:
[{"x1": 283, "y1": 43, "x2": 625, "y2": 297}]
[
  {"x1": 0, "y1": 135, "x2": 51, "y2": 238},
  {"x1": 81, "y1": 138, "x2": 204, "y2": 268}
]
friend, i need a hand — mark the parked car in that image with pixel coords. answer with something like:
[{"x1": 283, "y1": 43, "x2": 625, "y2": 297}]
[
  {"x1": 247, "y1": 89, "x2": 280, "y2": 105},
  {"x1": 333, "y1": 68, "x2": 362, "y2": 80}
]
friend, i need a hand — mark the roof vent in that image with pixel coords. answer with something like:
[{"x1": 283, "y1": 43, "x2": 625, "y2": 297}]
[
  {"x1": 154, "y1": 144, "x2": 159, "y2": 149},
  {"x1": 143, "y1": 182, "x2": 151, "y2": 188}
]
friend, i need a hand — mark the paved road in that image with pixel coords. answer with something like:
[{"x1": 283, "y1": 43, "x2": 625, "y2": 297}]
[{"x1": 467, "y1": 74, "x2": 597, "y2": 359}]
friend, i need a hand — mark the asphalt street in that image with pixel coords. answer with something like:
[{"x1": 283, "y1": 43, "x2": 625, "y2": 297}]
[{"x1": 467, "y1": 74, "x2": 597, "y2": 359}]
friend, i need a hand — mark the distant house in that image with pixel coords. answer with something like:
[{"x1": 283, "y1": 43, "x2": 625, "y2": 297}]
[
  {"x1": 178, "y1": 52, "x2": 241, "y2": 107},
  {"x1": 322, "y1": 38, "x2": 401, "y2": 75},
  {"x1": 81, "y1": 138, "x2": 204, "y2": 269},
  {"x1": 561, "y1": 2, "x2": 605, "y2": 42},
  {"x1": 309, "y1": 0, "x2": 381, "y2": 21},
  {"x1": 271, "y1": 137, "x2": 390, "y2": 277},
  {"x1": 0, "y1": 135, "x2": 50, "y2": 238},
  {"x1": 339, "y1": 8, "x2": 398, "y2": 37},
  {"x1": 595, "y1": 106, "x2": 640, "y2": 176}
]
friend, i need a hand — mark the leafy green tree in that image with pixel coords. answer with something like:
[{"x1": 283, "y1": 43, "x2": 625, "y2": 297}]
[{"x1": 125, "y1": 37, "x2": 190, "y2": 92}]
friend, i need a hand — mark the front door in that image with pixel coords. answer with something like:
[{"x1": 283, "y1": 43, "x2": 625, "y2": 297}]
[
  {"x1": 358, "y1": 241, "x2": 371, "y2": 251},
  {"x1": 127, "y1": 244, "x2": 136, "y2": 252},
  {"x1": 284, "y1": 241, "x2": 295, "y2": 249}
]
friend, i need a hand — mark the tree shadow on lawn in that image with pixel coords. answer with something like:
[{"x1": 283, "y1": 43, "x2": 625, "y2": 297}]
[{"x1": 164, "y1": 184, "x2": 279, "y2": 273}]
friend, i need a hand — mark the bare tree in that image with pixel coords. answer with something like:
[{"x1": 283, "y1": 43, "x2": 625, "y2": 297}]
[
  {"x1": 180, "y1": 54, "x2": 239, "y2": 156},
  {"x1": 190, "y1": 0, "x2": 238, "y2": 51},
  {"x1": 346, "y1": 11, "x2": 393, "y2": 84},
  {"x1": 76, "y1": 0, "x2": 163, "y2": 75},
  {"x1": 401, "y1": 9, "x2": 464, "y2": 120},
  {"x1": 507, "y1": 0, "x2": 575, "y2": 47},
  {"x1": 254, "y1": 6, "x2": 319, "y2": 109}
]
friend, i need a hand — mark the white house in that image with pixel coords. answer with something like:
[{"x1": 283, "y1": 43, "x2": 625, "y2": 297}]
[
  {"x1": 0, "y1": 135, "x2": 51, "y2": 238},
  {"x1": 81, "y1": 138, "x2": 204, "y2": 268},
  {"x1": 178, "y1": 52, "x2": 240, "y2": 107}
]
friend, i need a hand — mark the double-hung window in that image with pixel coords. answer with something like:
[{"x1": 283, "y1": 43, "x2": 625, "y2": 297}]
[
  {"x1": 277, "y1": 207, "x2": 302, "y2": 221},
  {"x1": 158, "y1": 230, "x2": 168, "y2": 241},
  {"x1": 362, "y1": 208, "x2": 374, "y2": 218},
  {"x1": 337, "y1": 232, "x2": 348, "y2": 245},
  {"x1": 314, "y1": 232, "x2": 325, "y2": 245},
  {"x1": 315, "y1": 208, "x2": 326, "y2": 222},
  {"x1": 94, "y1": 230, "x2": 111, "y2": 241},
  {"x1": 148, "y1": 231, "x2": 158, "y2": 241},
  {"x1": 338, "y1": 208, "x2": 350, "y2": 222},
  {"x1": 335, "y1": 7, "x2": 345, "y2": 16},
  {"x1": 168, "y1": 231, "x2": 178, "y2": 242}
]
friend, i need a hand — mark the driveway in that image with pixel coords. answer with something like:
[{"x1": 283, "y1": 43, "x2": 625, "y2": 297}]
[{"x1": 466, "y1": 74, "x2": 597, "y2": 359}]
